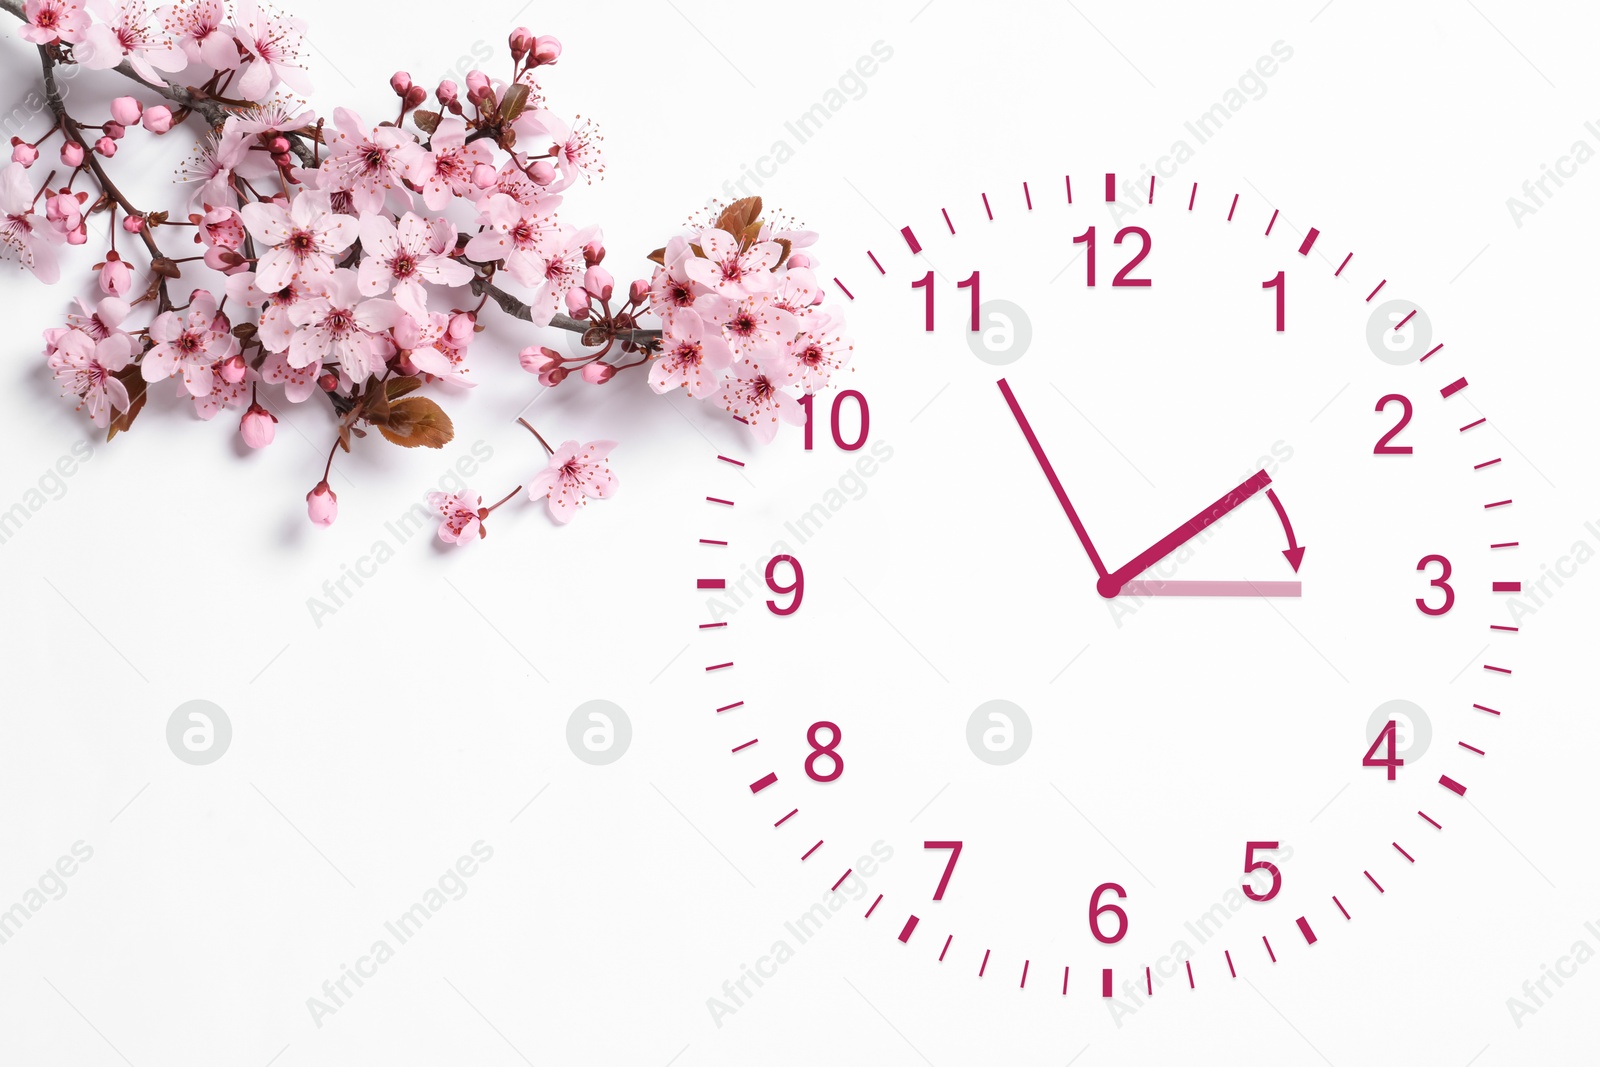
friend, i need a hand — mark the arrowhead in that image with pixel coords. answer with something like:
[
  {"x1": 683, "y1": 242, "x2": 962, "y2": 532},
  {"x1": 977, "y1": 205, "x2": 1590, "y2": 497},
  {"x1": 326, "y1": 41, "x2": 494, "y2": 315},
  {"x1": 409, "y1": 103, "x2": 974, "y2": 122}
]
[{"x1": 1282, "y1": 546, "x2": 1305, "y2": 573}]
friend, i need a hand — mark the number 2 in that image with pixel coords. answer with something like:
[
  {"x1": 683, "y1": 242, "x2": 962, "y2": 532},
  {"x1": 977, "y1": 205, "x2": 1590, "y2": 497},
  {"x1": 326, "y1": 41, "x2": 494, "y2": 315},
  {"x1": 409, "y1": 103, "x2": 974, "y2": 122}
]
[{"x1": 1374, "y1": 394, "x2": 1414, "y2": 455}]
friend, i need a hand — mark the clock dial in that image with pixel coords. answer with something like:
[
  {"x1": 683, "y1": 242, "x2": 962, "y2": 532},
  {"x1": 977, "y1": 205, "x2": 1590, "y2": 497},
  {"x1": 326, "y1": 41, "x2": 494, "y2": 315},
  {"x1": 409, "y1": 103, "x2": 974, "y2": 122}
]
[{"x1": 682, "y1": 173, "x2": 1518, "y2": 1007}]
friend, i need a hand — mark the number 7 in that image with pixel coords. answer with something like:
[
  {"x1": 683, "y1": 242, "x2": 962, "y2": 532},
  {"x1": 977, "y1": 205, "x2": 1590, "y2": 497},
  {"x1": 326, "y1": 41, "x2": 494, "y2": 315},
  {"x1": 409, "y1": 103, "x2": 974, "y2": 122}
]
[{"x1": 924, "y1": 840, "x2": 963, "y2": 901}]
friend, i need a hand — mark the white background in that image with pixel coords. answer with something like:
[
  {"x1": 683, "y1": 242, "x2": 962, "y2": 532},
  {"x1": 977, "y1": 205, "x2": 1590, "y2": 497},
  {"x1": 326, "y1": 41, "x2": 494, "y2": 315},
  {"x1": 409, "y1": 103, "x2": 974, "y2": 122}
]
[{"x1": 0, "y1": 1, "x2": 1596, "y2": 1064}]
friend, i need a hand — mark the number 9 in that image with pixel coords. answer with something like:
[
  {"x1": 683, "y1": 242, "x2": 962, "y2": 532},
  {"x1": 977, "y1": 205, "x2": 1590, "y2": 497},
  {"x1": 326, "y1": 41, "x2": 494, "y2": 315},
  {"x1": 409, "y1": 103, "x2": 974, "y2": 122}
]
[{"x1": 765, "y1": 555, "x2": 804, "y2": 615}]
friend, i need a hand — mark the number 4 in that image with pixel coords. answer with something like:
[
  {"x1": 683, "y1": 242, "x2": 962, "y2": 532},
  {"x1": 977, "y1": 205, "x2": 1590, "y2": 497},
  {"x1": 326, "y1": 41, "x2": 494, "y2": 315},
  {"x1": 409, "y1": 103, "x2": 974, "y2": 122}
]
[{"x1": 1363, "y1": 720, "x2": 1404, "y2": 780}]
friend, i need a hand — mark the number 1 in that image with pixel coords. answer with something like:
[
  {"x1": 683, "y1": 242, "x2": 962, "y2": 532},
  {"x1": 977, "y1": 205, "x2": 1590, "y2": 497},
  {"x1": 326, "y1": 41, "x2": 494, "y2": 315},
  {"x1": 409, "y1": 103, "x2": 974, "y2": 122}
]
[{"x1": 1263, "y1": 271, "x2": 1285, "y2": 332}]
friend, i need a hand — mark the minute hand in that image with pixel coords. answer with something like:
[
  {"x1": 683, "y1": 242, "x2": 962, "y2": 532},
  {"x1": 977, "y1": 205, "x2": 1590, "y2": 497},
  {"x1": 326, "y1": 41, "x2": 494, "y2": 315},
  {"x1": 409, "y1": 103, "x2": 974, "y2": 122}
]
[{"x1": 1096, "y1": 470, "x2": 1273, "y2": 599}]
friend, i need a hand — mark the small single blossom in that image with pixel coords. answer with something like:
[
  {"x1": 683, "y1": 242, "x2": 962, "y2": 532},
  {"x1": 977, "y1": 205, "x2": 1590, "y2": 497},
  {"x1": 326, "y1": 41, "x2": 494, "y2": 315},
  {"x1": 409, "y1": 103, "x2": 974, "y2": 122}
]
[
  {"x1": 463, "y1": 192, "x2": 560, "y2": 286},
  {"x1": 426, "y1": 489, "x2": 484, "y2": 544},
  {"x1": 526, "y1": 439, "x2": 617, "y2": 524}
]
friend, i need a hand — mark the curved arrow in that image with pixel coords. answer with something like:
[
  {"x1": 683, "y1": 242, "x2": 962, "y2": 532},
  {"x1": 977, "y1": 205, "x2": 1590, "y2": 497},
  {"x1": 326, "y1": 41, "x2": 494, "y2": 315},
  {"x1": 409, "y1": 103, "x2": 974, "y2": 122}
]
[{"x1": 1265, "y1": 488, "x2": 1304, "y2": 573}]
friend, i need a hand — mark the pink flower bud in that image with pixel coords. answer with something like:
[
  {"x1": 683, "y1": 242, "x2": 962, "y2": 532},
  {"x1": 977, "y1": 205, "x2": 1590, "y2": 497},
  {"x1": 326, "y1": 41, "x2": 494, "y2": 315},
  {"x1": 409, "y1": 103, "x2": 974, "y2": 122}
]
[
  {"x1": 563, "y1": 287, "x2": 589, "y2": 317},
  {"x1": 219, "y1": 354, "x2": 248, "y2": 383},
  {"x1": 465, "y1": 70, "x2": 491, "y2": 97},
  {"x1": 109, "y1": 96, "x2": 142, "y2": 125},
  {"x1": 628, "y1": 278, "x2": 650, "y2": 304},
  {"x1": 94, "y1": 136, "x2": 116, "y2": 158},
  {"x1": 528, "y1": 160, "x2": 557, "y2": 185},
  {"x1": 103, "y1": 121, "x2": 125, "y2": 140},
  {"x1": 584, "y1": 266, "x2": 613, "y2": 301},
  {"x1": 580, "y1": 361, "x2": 615, "y2": 384},
  {"x1": 472, "y1": 162, "x2": 497, "y2": 188},
  {"x1": 11, "y1": 142, "x2": 36, "y2": 166},
  {"x1": 446, "y1": 312, "x2": 475, "y2": 343},
  {"x1": 533, "y1": 35, "x2": 562, "y2": 65},
  {"x1": 306, "y1": 481, "x2": 338, "y2": 525},
  {"x1": 60, "y1": 141, "x2": 83, "y2": 167},
  {"x1": 540, "y1": 365, "x2": 568, "y2": 387},
  {"x1": 518, "y1": 345, "x2": 561, "y2": 374},
  {"x1": 403, "y1": 85, "x2": 427, "y2": 111},
  {"x1": 122, "y1": 214, "x2": 144, "y2": 233},
  {"x1": 99, "y1": 253, "x2": 131, "y2": 296},
  {"x1": 318, "y1": 371, "x2": 339, "y2": 392},
  {"x1": 509, "y1": 27, "x2": 533, "y2": 60},
  {"x1": 787, "y1": 253, "x2": 812, "y2": 269},
  {"x1": 436, "y1": 80, "x2": 459, "y2": 107},
  {"x1": 583, "y1": 241, "x2": 605, "y2": 267},
  {"x1": 390, "y1": 71, "x2": 413, "y2": 96},
  {"x1": 240, "y1": 403, "x2": 277, "y2": 448},
  {"x1": 66, "y1": 227, "x2": 87, "y2": 246},
  {"x1": 141, "y1": 105, "x2": 173, "y2": 133}
]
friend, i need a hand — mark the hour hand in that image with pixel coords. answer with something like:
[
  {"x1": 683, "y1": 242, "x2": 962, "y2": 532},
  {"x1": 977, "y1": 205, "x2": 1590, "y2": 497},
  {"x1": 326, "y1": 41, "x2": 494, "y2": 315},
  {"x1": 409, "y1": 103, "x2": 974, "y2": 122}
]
[{"x1": 1096, "y1": 470, "x2": 1272, "y2": 599}]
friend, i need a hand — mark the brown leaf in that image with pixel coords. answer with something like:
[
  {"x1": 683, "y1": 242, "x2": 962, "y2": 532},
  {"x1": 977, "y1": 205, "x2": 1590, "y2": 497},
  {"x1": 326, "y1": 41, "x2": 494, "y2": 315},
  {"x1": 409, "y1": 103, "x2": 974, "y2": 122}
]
[
  {"x1": 384, "y1": 375, "x2": 423, "y2": 402},
  {"x1": 499, "y1": 83, "x2": 530, "y2": 122},
  {"x1": 739, "y1": 220, "x2": 764, "y2": 248},
  {"x1": 715, "y1": 197, "x2": 762, "y2": 235},
  {"x1": 412, "y1": 109, "x2": 441, "y2": 135},
  {"x1": 645, "y1": 246, "x2": 667, "y2": 267},
  {"x1": 773, "y1": 237, "x2": 791, "y2": 269},
  {"x1": 105, "y1": 366, "x2": 147, "y2": 441},
  {"x1": 376, "y1": 396, "x2": 454, "y2": 448}
]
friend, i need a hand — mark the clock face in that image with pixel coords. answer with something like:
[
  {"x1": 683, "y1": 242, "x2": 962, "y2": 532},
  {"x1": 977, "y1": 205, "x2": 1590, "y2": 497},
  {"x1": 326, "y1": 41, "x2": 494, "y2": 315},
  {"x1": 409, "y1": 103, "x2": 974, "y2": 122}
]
[{"x1": 681, "y1": 173, "x2": 1519, "y2": 1012}]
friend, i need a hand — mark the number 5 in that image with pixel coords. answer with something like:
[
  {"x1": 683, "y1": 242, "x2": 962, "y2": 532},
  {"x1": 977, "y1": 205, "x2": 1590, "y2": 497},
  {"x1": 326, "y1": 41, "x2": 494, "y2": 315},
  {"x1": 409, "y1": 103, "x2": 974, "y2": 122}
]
[{"x1": 1242, "y1": 841, "x2": 1282, "y2": 902}]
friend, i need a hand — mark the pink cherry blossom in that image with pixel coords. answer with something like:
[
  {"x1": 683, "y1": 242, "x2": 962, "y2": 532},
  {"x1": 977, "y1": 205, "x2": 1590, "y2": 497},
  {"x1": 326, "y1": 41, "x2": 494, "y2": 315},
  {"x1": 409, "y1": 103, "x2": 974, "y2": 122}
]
[
  {"x1": 286, "y1": 268, "x2": 402, "y2": 380},
  {"x1": 76, "y1": 0, "x2": 188, "y2": 82},
  {"x1": 143, "y1": 289, "x2": 235, "y2": 396},
  {"x1": 240, "y1": 191, "x2": 358, "y2": 293},
  {"x1": 181, "y1": 129, "x2": 250, "y2": 208},
  {"x1": 781, "y1": 312, "x2": 853, "y2": 391},
  {"x1": 683, "y1": 227, "x2": 782, "y2": 298},
  {"x1": 189, "y1": 364, "x2": 249, "y2": 419},
  {"x1": 224, "y1": 269, "x2": 305, "y2": 352},
  {"x1": 520, "y1": 224, "x2": 596, "y2": 327},
  {"x1": 718, "y1": 352, "x2": 804, "y2": 444},
  {"x1": 167, "y1": 0, "x2": 239, "y2": 69},
  {"x1": 48, "y1": 329, "x2": 134, "y2": 427},
  {"x1": 259, "y1": 350, "x2": 318, "y2": 402},
  {"x1": 0, "y1": 162, "x2": 62, "y2": 283},
  {"x1": 400, "y1": 116, "x2": 492, "y2": 211},
  {"x1": 649, "y1": 309, "x2": 732, "y2": 399},
  {"x1": 512, "y1": 110, "x2": 602, "y2": 190},
  {"x1": 356, "y1": 211, "x2": 471, "y2": 303},
  {"x1": 21, "y1": 0, "x2": 89, "y2": 45},
  {"x1": 720, "y1": 297, "x2": 798, "y2": 360},
  {"x1": 526, "y1": 439, "x2": 617, "y2": 524},
  {"x1": 393, "y1": 295, "x2": 474, "y2": 387},
  {"x1": 66, "y1": 295, "x2": 132, "y2": 341},
  {"x1": 463, "y1": 192, "x2": 560, "y2": 286},
  {"x1": 321, "y1": 108, "x2": 415, "y2": 214},
  {"x1": 232, "y1": 0, "x2": 311, "y2": 100},
  {"x1": 426, "y1": 489, "x2": 483, "y2": 544}
]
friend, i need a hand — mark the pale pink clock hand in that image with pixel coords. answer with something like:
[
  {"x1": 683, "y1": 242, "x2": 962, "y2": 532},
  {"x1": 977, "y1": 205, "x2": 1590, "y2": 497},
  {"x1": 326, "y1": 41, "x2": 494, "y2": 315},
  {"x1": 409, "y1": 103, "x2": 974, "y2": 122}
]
[{"x1": 1095, "y1": 469, "x2": 1272, "y2": 599}]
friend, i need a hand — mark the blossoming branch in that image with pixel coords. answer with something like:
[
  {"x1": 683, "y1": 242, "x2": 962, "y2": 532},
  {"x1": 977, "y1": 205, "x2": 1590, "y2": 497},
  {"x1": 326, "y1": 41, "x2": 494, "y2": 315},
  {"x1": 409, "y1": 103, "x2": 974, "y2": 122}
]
[{"x1": 2, "y1": 0, "x2": 853, "y2": 542}]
